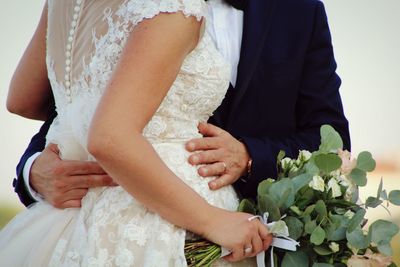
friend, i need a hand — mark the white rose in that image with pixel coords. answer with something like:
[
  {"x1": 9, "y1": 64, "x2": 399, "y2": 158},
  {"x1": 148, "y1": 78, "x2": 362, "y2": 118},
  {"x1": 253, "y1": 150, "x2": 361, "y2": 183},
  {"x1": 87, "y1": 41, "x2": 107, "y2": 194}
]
[
  {"x1": 309, "y1": 175, "x2": 325, "y2": 192},
  {"x1": 281, "y1": 157, "x2": 292, "y2": 170},
  {"x1": 299, "y1": 150, "x2": 312, "y2": 162},
  {"x1": 338, "y1": 174, "x2": 357, "y2": 201},
  {"x1": 329, "y1": 242, "x2": 340, "y2": 253},
  {"x1": 289, "y1": 165, "x2": 299, "y2": 174},
  {"x1": 330, "y1": 169, "x2": 341, "y2": 178},
  {"x1": 328, "y1": 178, "x2": 342, "y2": 198},
  {"x1": 338, "y1": 175, "x2": 351, "y2": 187}
]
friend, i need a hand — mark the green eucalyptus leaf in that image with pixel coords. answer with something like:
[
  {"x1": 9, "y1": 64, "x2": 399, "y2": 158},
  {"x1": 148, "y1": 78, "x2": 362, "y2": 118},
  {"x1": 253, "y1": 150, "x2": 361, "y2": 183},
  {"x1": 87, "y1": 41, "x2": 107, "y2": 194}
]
[
  {"x1": 388, "y1": 190, "x2": 400, "y2": 206},
  {"x1": 347, "y1": 209, "x2": 366, "y2": 233},
  {"x1": 319, "y1": 125, "x2": 344, "y2": 153},
  {"x1": 328, "y1": 226, "x2": 346, "y2": 241},
  {"x1": 346, "y1": 228, "x2": 369, "y2": 249},
  {"x1": 325, "y1": 222, "x2": 339, "y2": 241},
  {"x1": 305, "y1": 220, "x2": 317, "y2": 234},
  {"x1": 302, "y1": 214, "x2": 312, "y2": 225},
  {"x1": 281, "y1": 251, "x2": 309, "y2": 267},
  {"x1": 237, "y1": 199, "x2": 256, "y2": 214},
  {"x1": 315, "y1": 200, "x2": 327, "y2": 218},
  {"x1": 277, "y1": 188, "x2": 293, "y2": 209},
  {"x1": 292, "y1": 173, "x2": 313, "y2": 193},
  {"x1": 380, "y1": 189, "x2": 388, "y2": 200},
  {"x1": 326, "y1": 214, "x2": 348, "y2": 241},
  {"x1": 269, "y1": 178, "x2": 295, "y2": 209},
  {"x1": 258, "y1": 194, "x2": 281, "y2": 222},
  {"x1": 283, "y1": 216, "x2": 304, "y2": 240},
  {"x1": 369, "y1": 220, "x2": 399, "y2": 251},
  {"x1": 330, "y1": 214, "x2": 348, "y2": 227},
  {"x1": 378, "y1": 242, "x2": 393, "y2": 256},
  {"x1": 296, "y1": 187, "x2": 315, "y2": 209},
  {"x1": 376, "y1": 178, "x2": 383, "y2": 199},
  {"x1": 257, "y1": 179, "x2": 274, "y2": 196},
  {"x1": 365, "y1": 197, "x2": 382, "y2": 208},
  {"x1": 277, "y1": 150, "x2": 286, "y2": 164},
  {"x1": 357, "y1": 151, "x2": 376, "y2": 172},
  {"x1": 303, "y1": 204, "x2": 315, "y2": 216},
  {"x1": 313, "y1": 246, "x2": 333, "y2": 256},
  {"x1": 314, "y1": 154, "x2": 342, "y2": 174},
  {"x1": 310, "y1": 226, "x2": 326, "y2": 245},
  {"x1": 305, "y1": 160, "x2": 320, "y2": 176},
  {"x1": 290, "y1": 206, "x2": 303, "y2": 216},
  {"x1": 349, "y1": 168, "x2": 367, "y2": 186}
]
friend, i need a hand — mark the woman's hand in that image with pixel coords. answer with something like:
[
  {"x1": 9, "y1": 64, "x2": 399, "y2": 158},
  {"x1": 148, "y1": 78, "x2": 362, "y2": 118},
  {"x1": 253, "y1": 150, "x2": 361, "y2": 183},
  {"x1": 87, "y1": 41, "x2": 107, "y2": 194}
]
[{"x1": 202, "y1": 209, "x2": 273, "y2": 262}]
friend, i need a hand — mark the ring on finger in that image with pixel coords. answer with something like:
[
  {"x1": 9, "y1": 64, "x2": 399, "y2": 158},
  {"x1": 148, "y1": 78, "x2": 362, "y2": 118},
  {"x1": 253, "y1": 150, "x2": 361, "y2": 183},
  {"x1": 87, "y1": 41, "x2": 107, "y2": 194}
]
[
  {"x1": 247, "y1": 215, "x2": 260, "y2": 222},
  {"x1": 221, "y1": 161, "x2": 227, "y2": 173},
  {"x1": 244, "y1": 245, "x2": 253, "y2": 255}
]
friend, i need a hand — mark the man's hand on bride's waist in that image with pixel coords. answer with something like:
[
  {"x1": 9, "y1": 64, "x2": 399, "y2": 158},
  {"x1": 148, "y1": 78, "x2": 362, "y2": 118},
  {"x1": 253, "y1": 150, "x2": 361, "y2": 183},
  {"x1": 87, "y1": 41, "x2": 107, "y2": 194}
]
[
  {"x1": 30, "y1": 143, "x2": 117, "y2": 209},
  {"x1": 185, "y1": 122, "x2": 251, "y2": 190}
]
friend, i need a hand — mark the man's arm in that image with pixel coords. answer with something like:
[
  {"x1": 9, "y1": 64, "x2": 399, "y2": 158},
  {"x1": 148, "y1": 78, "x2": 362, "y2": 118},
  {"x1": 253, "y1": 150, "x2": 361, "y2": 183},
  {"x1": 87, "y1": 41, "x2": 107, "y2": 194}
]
[
  {"x1": 14, "y1": 111, "x2": 56, "y2": 206},
  {"x1": 186, "y1": 1, "x2": 350, "y2": 199},
  {"x1": 235, "y1": 1, "x2": 350, "y2": 198},
  {"x1": 15, "y1": 106, "x2": 116, "y2": 208}
]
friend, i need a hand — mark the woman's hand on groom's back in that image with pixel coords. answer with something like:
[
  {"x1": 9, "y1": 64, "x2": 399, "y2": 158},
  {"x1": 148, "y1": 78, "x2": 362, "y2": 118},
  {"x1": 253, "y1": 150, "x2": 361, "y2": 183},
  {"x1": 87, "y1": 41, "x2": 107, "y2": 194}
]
[{"x1": 30, "y1": 143, "x2": 117, "y2": 209}]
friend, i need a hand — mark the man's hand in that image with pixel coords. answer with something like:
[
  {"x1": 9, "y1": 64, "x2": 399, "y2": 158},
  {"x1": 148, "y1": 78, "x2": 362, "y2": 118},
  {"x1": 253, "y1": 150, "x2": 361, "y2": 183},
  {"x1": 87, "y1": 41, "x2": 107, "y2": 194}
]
[
  {"x1": 185, "y1": 122, "x2": 250, "y2": 190},
  {"x1": 30, "y1": 143, "x2": 117, "y2": 208}
]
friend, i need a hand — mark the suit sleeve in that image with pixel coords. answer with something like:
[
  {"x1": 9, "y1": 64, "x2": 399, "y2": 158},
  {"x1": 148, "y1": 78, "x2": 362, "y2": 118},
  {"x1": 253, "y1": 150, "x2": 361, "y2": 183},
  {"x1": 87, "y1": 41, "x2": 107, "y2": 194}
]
[
  {"x1": 234, "y1": 1, "x2": 351, "y2": 199},
  {"x1": 13, "y1": 110, "x2": 57, "y2": 207}
]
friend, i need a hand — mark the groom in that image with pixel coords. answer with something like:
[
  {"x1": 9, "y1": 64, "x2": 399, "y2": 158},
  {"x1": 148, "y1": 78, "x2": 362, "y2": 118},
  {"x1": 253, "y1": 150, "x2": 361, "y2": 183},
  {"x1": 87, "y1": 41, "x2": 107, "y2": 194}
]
[{"x1": 13, "y1": 0, "x2": 350, "y2": 207}]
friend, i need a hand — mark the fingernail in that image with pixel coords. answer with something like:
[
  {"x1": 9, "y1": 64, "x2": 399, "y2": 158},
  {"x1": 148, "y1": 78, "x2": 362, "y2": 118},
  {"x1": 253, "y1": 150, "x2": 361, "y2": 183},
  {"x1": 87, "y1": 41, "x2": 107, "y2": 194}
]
[
  {"x1": 187, "y1": 142, "x2": 195, "y2": 151},
  {"x1": 209, "y1": 182, "x2": 216, "y2": 190},
  {"x1": 201, "y1": 168, "x2": 208, "y2": 176},
  {"x1": 190, "y1": 155, "x2": 198, "y2": 164}
]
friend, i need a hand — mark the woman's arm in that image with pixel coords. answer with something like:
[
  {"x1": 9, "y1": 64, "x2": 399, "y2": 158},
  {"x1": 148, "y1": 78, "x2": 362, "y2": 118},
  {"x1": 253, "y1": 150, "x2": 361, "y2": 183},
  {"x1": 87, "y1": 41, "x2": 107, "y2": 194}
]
[
  {"x1": 7, "y1": 2, "x2": 53, "y2": 121},
  {"x1": 88, "y1": 12, "x2": 270, "y2": 261}
]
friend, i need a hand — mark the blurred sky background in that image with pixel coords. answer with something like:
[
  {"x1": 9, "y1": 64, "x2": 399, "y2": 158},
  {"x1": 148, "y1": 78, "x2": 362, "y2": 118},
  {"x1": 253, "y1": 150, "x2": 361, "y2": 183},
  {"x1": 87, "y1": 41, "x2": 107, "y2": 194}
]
[{"x1": 0, "y1": 0, "x2": 399, "y2": 261}]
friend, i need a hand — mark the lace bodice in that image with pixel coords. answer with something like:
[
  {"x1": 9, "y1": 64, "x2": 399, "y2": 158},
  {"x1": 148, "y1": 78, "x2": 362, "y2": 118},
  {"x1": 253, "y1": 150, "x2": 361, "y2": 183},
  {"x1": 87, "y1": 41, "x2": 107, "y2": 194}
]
[
  {"x1": 0, "y1": 3, "x2": 258, "y2": 266},
  {"x1": 46, "y1": 0, "x2": 230, "y2": 154}
]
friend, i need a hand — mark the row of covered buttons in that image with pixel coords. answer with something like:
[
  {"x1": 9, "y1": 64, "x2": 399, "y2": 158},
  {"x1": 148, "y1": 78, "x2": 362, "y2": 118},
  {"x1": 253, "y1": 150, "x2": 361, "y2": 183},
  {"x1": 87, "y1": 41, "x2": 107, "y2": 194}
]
[{"x1": 64, "y1": 0, "x2": 83, "y2": 103}]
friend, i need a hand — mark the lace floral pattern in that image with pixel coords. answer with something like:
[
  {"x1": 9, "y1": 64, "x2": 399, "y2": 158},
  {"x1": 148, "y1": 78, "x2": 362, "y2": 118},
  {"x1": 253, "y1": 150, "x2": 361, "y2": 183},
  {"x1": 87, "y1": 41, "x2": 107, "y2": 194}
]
[{"x1": 44, "y1": 0, "x2": 250, "y2": 266}]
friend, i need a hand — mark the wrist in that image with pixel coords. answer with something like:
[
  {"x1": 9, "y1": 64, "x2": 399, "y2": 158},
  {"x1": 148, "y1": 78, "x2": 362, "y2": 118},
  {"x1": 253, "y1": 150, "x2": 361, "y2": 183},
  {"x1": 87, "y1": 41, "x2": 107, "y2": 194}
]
[
  {"x1": 239, "y1": 141, "x2": 252, "y2": 177},
  {"x1": 22, "y1": 152, "x2": 44, "y2": 201},
  {"x1": 193, "y1": 204, "x2": 227, "y2": 238}
]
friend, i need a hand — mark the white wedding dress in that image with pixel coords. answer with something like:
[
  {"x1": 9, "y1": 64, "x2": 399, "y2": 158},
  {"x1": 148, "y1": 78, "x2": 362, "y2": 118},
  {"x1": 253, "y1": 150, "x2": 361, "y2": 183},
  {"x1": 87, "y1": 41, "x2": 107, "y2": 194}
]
[{"x1": 0, "y1": 0, "x2": 255, "y2": 266}]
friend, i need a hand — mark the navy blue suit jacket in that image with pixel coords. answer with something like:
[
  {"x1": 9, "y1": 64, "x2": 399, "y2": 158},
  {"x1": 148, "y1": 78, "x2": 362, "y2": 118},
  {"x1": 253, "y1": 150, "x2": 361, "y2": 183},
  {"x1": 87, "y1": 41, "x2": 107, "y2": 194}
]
[{"x1": 14, "y1": 0, "x2": 350, "y2": 206}]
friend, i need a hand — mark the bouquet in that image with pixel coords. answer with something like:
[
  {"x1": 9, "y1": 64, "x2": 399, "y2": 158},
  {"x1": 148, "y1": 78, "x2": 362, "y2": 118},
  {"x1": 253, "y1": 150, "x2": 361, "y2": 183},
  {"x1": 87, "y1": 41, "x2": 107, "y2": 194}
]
[{"x1": 185, "y1": 125, "x2": 400, "y2": 267}]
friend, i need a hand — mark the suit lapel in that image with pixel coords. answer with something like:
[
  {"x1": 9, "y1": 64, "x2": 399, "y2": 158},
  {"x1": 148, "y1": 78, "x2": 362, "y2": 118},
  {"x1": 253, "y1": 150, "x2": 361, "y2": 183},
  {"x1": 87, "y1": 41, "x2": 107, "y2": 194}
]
[{"x1": 227, "y1": 0, "x2": 279, "y2": 128}]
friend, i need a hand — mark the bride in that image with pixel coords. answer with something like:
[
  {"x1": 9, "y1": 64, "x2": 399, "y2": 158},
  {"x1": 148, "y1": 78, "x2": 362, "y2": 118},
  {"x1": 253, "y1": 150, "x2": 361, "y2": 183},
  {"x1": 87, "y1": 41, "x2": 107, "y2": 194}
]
[{"x1": 1, "y1": 0, "x2": 271, "y2": 266}]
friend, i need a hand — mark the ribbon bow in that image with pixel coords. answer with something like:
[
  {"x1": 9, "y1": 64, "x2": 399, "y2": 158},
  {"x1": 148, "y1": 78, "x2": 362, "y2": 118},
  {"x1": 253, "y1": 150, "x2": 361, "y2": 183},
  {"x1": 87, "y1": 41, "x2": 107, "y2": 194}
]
[{"x1": 255, "y1": 212, "x2": 300, "y2": 267}]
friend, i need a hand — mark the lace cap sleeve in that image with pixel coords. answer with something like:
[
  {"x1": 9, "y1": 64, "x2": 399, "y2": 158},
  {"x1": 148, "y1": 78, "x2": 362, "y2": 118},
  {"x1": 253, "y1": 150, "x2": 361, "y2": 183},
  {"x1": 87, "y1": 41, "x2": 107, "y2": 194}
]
[{"x1": 118, "y1": 0, "x2": 208, "y2": 26}]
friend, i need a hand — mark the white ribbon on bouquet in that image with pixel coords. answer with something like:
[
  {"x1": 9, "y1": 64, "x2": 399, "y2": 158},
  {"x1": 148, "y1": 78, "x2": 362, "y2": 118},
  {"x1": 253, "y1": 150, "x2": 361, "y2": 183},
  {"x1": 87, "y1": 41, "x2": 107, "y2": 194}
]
[{"x1": 221, "y1": 213, "x2": 300, "y2": 267}]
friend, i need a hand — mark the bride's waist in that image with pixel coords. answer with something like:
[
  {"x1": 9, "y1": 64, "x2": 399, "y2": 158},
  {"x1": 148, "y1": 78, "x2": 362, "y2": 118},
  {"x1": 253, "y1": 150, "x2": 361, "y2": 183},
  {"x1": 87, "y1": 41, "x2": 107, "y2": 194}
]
[
  {"x1": 142, "y1": 116, "x2": 205, "y2": 143},
  {"x1": 146, "y1": 136, "x2": 199, "y2": 145}
]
